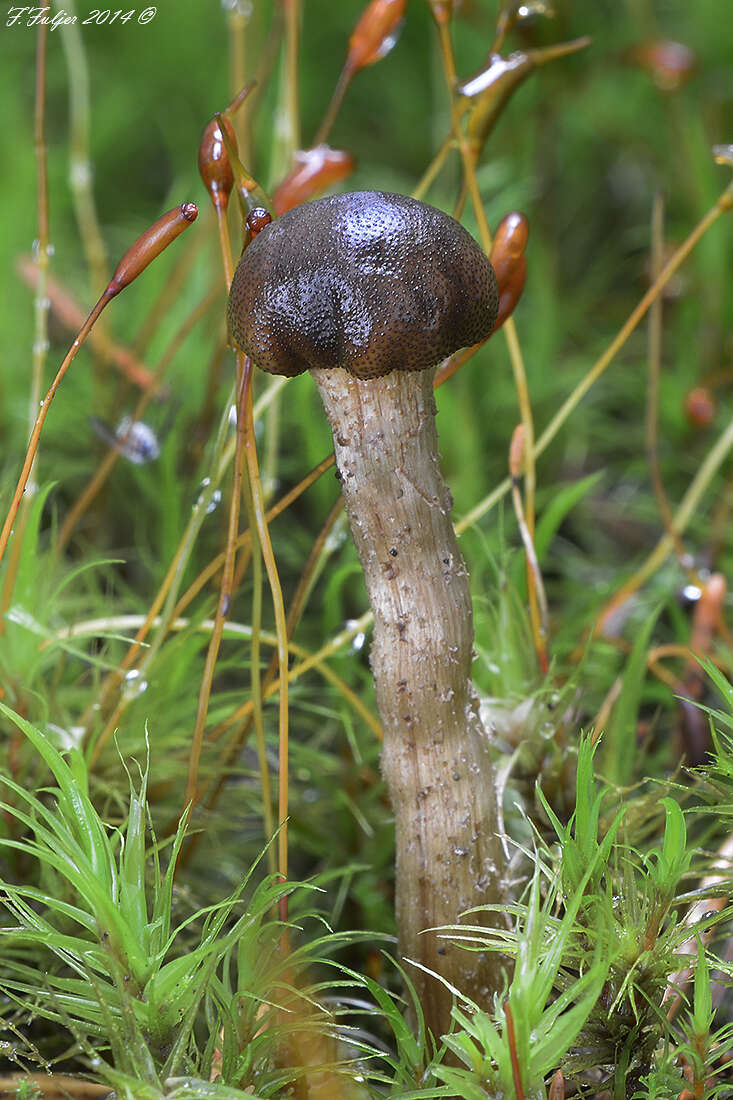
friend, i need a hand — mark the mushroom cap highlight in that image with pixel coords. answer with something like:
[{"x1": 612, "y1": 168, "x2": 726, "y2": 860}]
[{"x1": 227, "y1": 190, "x2": 499, "y2": 380}]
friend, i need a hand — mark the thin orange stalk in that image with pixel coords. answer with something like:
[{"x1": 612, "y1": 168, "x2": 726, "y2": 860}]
[
  {"x1": 504, "y1": 1003, "x2": 525, "y2": 1100},
  {"x1": 201, "y1": 493, "x2": 346, "y2": 823},
  {"x1": 16, "y1": 256, "x2": 160, "y2": 392},
  {"x1": 435, "y1": 17, "x2": 540, "y2": 644},
  {"x1": 0, "y1": 293, "x2": 108, "y2": 572},
  {"x1": 184, "y1": 361, "x2": 250, "y2": 814},
  {"x1": 412, "y1": 133, "x2": 456, "y2": 202},
  {"x1": 215, "y1": 203, "x2": 235, "y2": 288},
  {"x1": 245, "y1": 464, "x2": 277, "y2": 876},
  {"x1": 313, "y1": 65, "x2": 352, "y2": 147},
  {"x1": 240, "y1": 353, "x2": 291, "y2": 884}
]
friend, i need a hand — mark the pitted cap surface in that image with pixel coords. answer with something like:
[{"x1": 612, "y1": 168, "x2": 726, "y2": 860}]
[{"x1": 227, "y1": 190, "x2": 499, "y2": 380}]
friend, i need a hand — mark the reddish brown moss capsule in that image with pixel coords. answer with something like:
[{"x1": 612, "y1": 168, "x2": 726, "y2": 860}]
[
  {"x1": 273, "y1": 145, "x2": 356, "y2": 215},
  {"x1": 246, "y1": 207, "x2": 272, "y2": 237},
  {"x1": 489, "y1": 211, "x2": 529, "y2": 332},
  {"x1": 685, "y1": 386, "x2": 716, "y2": 427},
  {"x1": 198, "y1": 115, "x2": 238, "y2": 211},
  {"x1": 346, "y1": 0, "x2": 406, "y2": 74},
  {"x1": 106, "y1": 203, "x2": 198, "y2": 298},
  {"x1": 491, "y1": 210, "x2": 529, "y2": 270},
  {"x1": 509, "y1": 423, "x2": 526, "y2": 481},
  {"x1": 629, "y1": 40, "x2": 696, "y2": 91}
]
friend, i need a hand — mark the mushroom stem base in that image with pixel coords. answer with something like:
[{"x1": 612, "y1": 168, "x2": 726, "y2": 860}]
[{"x1": 312, "y1": 365, "x2": 505, "y2": 1038}]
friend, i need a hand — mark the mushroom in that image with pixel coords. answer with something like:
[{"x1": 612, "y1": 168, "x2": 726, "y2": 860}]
[{"x1": 228, "y1": 190, "x2": 505, "y2": 1036}]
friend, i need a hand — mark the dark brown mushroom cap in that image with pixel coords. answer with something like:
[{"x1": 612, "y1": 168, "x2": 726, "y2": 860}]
[{"x1": 227, "y1": 190, "x2": 499, "y2": 379}]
